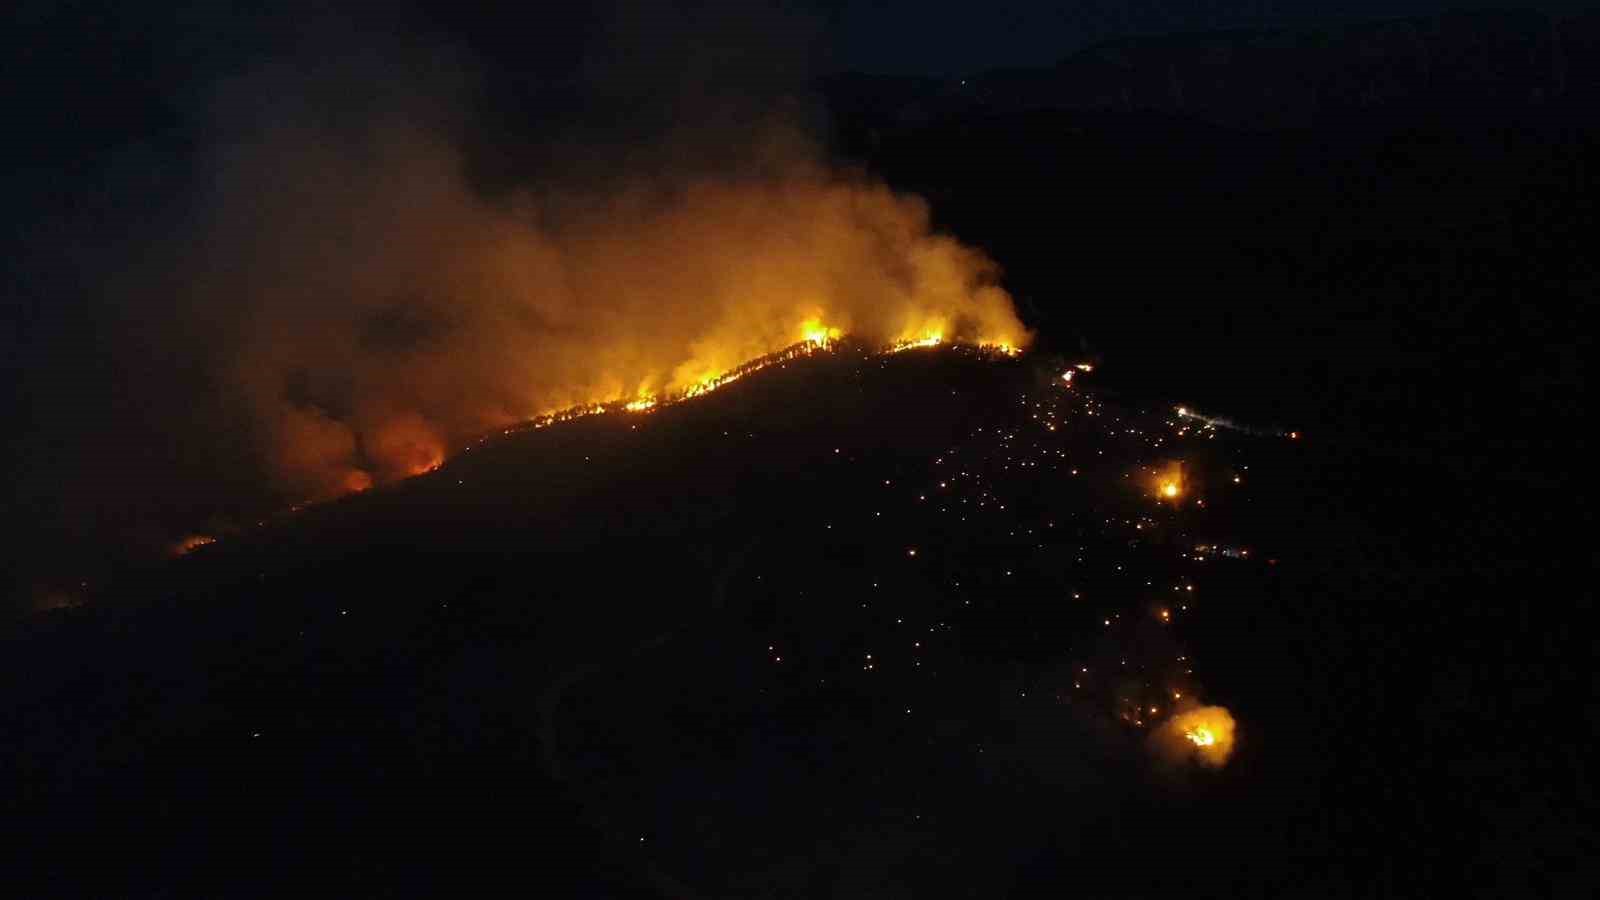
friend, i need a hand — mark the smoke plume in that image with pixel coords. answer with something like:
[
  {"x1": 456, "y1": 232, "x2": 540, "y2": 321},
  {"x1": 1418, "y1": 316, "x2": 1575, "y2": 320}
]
[
  {"x1": 5, "y1": 7, "x2": 1029, "y2": 583},
  {"x1": 201, "y1": 94, "x2": 1026, "y2": 501}
]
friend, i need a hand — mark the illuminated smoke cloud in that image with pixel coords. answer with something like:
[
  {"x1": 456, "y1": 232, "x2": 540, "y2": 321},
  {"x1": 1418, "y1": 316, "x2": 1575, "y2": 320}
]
[
  {"x1": 183, "y1": 62, "x2": 1029, "y2": 501},
  {"x1": 4, "y1": 8, "x2": 1033, "y2": 581},
  {"x1": 365, "y1": 412, "x2": 446, "y2": 481}
]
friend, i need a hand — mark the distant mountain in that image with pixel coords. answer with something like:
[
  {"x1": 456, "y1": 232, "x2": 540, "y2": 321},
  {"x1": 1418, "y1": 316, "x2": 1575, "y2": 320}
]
[{"x1": 824, "y1": 9, "x2": 1600, "y2": 133}]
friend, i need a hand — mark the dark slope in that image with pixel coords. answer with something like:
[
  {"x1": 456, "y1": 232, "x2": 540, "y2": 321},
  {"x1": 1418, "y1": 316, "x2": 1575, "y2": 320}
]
[
  {"x1": 4, "y1": 349, "x2": 1023, "y2": 894},
  {"x1": 4, "y1": 348, "x2": 1579, "y2": 897}
]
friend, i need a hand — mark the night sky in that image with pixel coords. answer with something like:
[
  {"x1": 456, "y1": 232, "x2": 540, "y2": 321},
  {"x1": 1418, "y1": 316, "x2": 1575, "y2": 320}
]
[
  {"x1": 3, "y1": 0, "x2": 1587, "y2": 186},
  {"x1": 825, "y1": 0, "x2": 1579, "y2": 74},
  {"x1": 8, "y1": 1, "x2": 1587, "y2": 133}
]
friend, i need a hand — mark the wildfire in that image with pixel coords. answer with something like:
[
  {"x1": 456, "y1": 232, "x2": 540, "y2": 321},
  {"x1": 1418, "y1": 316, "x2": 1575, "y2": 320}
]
[
  {"x1": 405, "y1": 458, "x2": 443, "y2": 477},
  {"x1": 507, "y1": 323, "x2": 1024, "y2": 438},
  {"x1": 978, "y1": 341, "x2": 1021, "y2": 356},
  {"x1": 682, "y1": 369, "x2": 748, "y2": 400},
  {"x1": 1149, "y1": 461, "x2": 1186, "y2": 502},
  {"x1": 210, "y1": 316, "x2": 1029, "y2": 551},
  {"x1": 1155, "y1": 705, "x2": 1237, "y2": 768},
  {"x1": 801, "y1": 317, "x2": 843, "y2": 347},
  {"x1": 888, "y1": 332, "x2": 944, "y2": 353},
  {"x1": 171, "y1": 534, "x2": 217, "y2": 556}
]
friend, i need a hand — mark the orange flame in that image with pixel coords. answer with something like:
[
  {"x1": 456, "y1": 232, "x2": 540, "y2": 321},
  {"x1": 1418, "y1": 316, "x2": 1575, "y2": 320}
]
[
  {"x1": 171, "y1": 534, "x2": 217, "y2": 556},
  {"x1": 510, "y1": 323, "x2": 1015, "y2": 436},
  {"x1": 1154, "y1": 705, "x2": 1237, "y2": 768},
  {"x1": 1149, "y1": 461, "x2": 1186, "y2": 502}
]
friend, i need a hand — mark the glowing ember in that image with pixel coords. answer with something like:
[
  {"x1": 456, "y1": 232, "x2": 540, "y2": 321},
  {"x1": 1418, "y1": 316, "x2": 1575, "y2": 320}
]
[
  {"x1": 1185, "y1": 727, "x2": 1216, "y2": 747},
  {"x1": 624, "y1": 397, "x2": 658, "y2": 413}
]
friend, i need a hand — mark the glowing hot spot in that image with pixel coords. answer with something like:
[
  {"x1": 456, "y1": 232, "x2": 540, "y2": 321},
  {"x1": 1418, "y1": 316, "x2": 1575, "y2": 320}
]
[
  {"x1": 1155, "y1": 706, "x2": 1236, "y2": 768},
  {"x1": 801, "y1": 318, "x2": 843, "y2": 347}
]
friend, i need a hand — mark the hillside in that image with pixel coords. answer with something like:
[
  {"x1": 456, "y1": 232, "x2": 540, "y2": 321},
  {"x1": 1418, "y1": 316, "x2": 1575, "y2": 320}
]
[{"x1": 5, "y1": 347, "x2": 1576, "y2": 896}]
